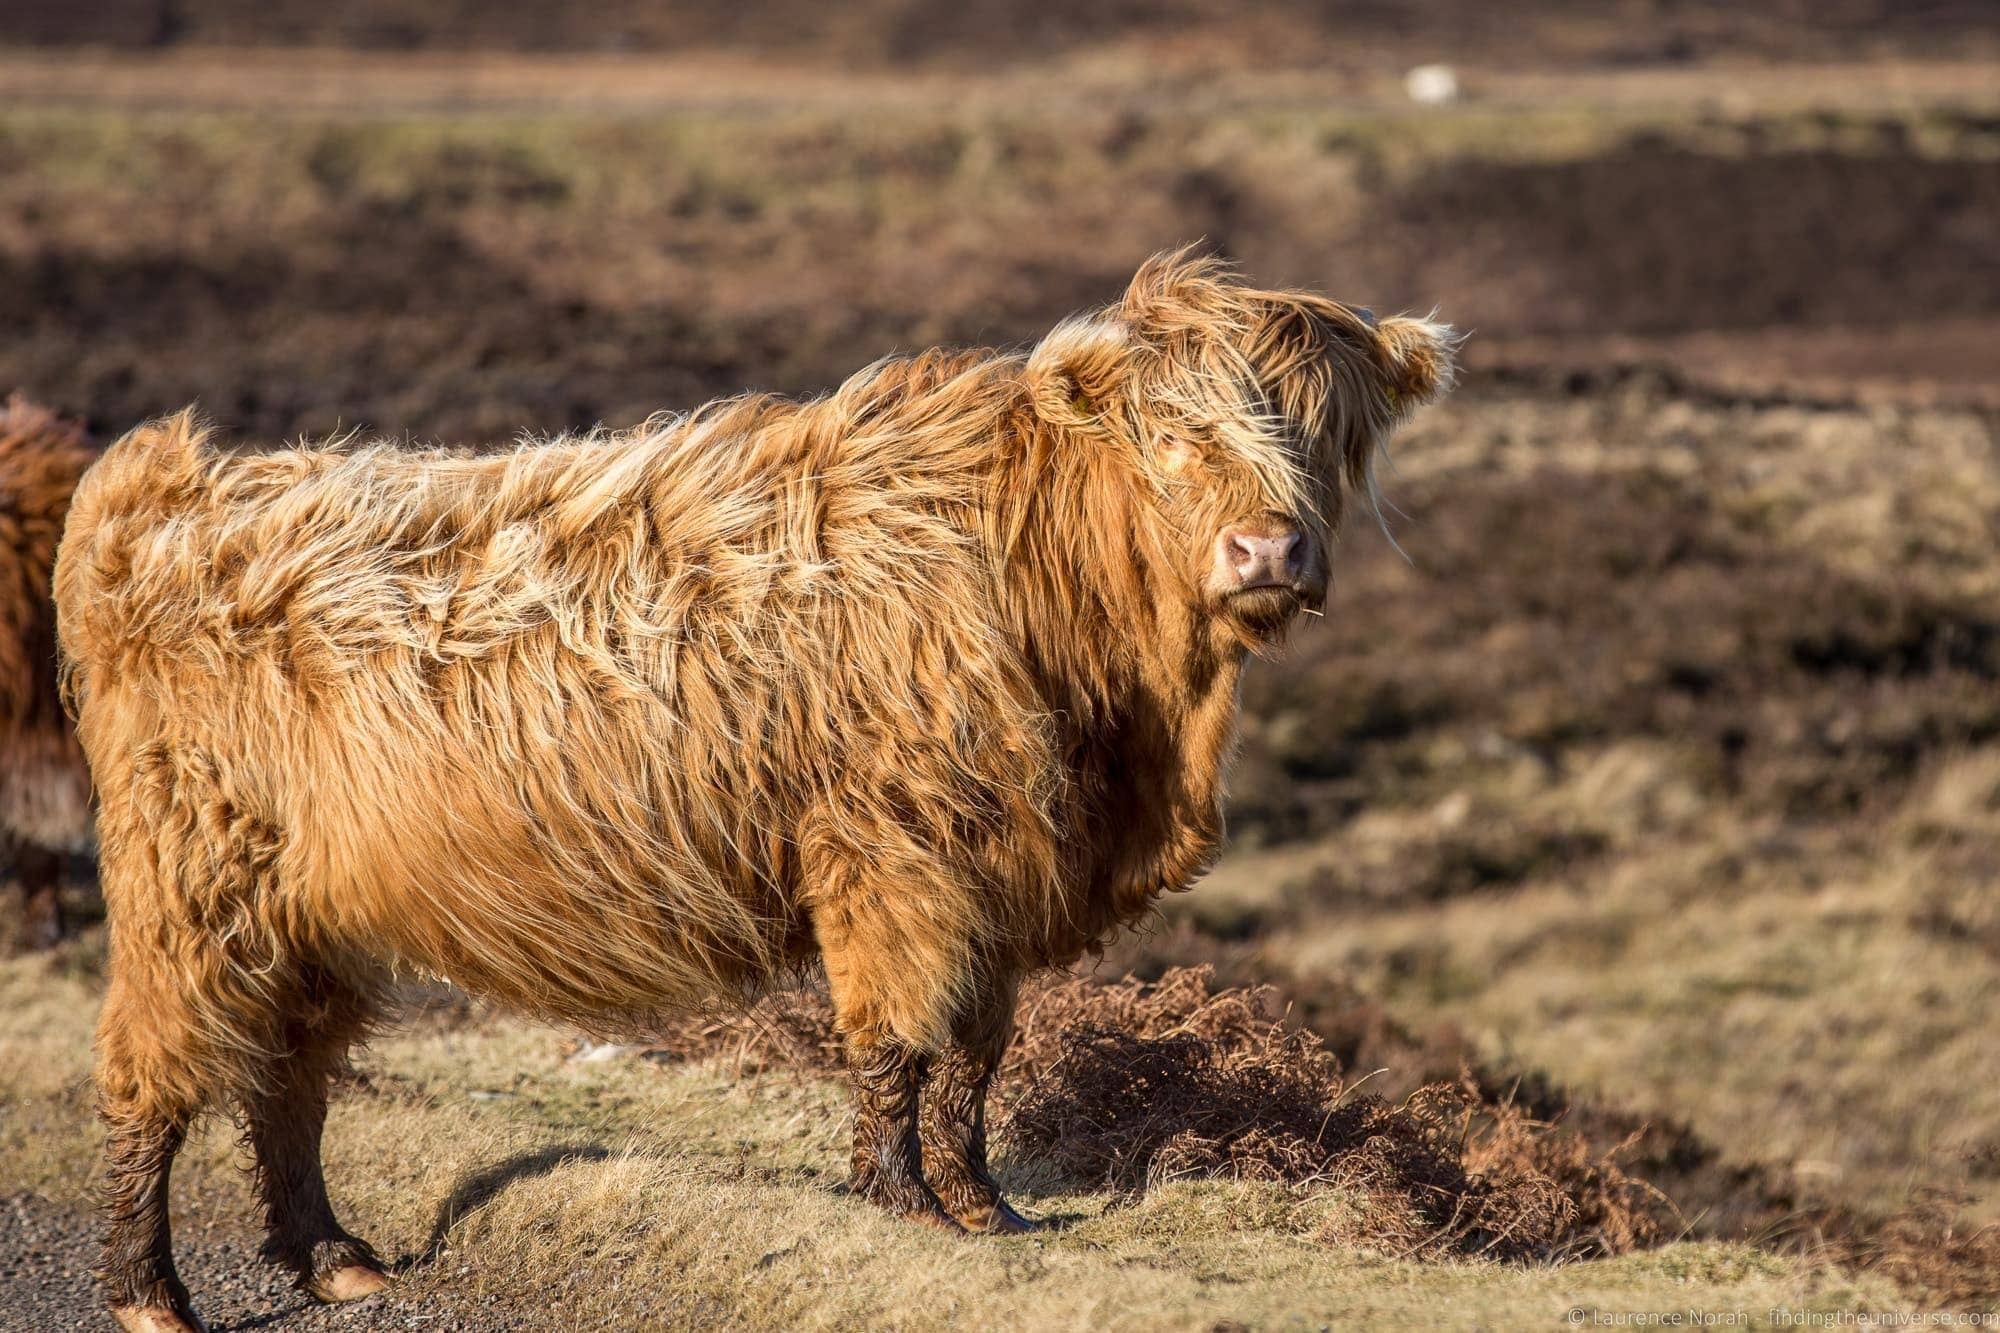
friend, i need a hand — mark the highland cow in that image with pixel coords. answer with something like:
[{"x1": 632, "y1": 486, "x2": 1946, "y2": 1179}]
[
  {"x1": 56, "y1": 253, "x2": 1454, "y2": 1332},
  {"x1": 0, "y1": 395, "x2": 97, "y2": 950}
]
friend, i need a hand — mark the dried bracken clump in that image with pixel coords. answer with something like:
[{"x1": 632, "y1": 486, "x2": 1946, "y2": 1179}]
[
  {"x1": 999, "y1": 968, "x2": 1666, "y2": 1261},
  {"x1": 1003, "y1": 971, "x2": 1347, "y2": 1187},
  {"x1": 1837, "y1": 1190, "x2": 2000, "y2": 1308},
  {"x1": 1460, "y1": 1093, "x2": 1675, "y2": 1259},
  {"x1": 639, "y1": 987, "x2": 845, "y2": 1076}
]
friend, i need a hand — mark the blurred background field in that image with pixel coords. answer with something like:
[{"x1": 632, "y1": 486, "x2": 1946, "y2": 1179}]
[{"x1": 1, "y1": 3, "x2": 1997, "y2": 1327}]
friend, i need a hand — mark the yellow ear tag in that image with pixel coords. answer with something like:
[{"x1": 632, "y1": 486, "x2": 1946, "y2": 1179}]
[
  {"x1": 1384, "y1": 385, "x2": 1400, "y2": 411},
  {"x1": 1071, "y1": 389, "x2": 1097, "y2": 417}
]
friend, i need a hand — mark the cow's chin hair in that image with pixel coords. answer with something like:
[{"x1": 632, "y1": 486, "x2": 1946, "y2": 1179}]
[{"x1": 1215, "y1": 586, "x2": 1305, "y2": 647}]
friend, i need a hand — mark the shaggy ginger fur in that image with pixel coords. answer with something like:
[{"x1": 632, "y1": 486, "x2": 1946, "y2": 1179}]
[
  {"x1": 56, "y1": 253, "x2": 1454, "y2": 1330},
  {"x1": 0, "y1": 395, "x2": 96, "y2": 949}
]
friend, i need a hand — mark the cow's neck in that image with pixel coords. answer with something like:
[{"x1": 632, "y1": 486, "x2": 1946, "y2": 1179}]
[
  {"x1": 1083, "y1": 600, "x2": 1247, "y2": 921},
  {"x1": 986, "y1": 420, "x2": 1249, "y2": 924}
]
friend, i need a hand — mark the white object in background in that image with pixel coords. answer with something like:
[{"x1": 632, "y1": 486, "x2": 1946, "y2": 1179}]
[{"x1": 1405, "y1": 64, "x2": 1460, "y2": 106}]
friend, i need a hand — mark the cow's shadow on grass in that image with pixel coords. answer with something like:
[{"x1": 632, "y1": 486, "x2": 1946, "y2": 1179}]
[
  {"x1": 410, "y1": 1139, "x2": 1086, "y2": 1256},
  {"x1": 218, "y1": 1145, "x2": 620, "y2": 1329},
  {"x1": 402, "y1": 1142, "x2": 616, "y2": 1272},
  {"x1": 820, "y1": 1163, "x2": 1088, "y2": 1233},
  {"x1": 987, "y1": 1163, "x2": 1090, "y2": 1232}
]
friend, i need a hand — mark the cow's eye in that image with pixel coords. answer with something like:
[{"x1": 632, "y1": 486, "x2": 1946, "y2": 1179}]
[{"x1": 1158, "y1": 437, "x2": 1199, "y2": 475}]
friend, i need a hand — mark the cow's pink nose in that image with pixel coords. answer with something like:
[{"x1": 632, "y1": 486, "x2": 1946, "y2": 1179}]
[{"x1": 1219, "y1": 525, "x2": 1306, "y2": 590}]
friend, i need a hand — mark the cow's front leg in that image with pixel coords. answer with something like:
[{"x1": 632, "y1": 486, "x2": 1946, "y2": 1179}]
[
  {"x1": 812, "y1": 874, "x2": 962, "y2": 1229},
  {"x1": 809, "y1": 833, "x2": 1012, "y2": 1231},
  {"x1": 843, "y1": 1037, "x2": 958, "y2": 1227},
  {"x1": 920, "y1": 978, "x2": 1041, "y2": 1233}
]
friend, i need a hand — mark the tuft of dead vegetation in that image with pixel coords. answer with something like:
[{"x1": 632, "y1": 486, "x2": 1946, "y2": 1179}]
[
  {"x1": 1000, "y1": 968, "x2": 1667, "y2": 1261},
  {"x1": 1860, "y1": 1191, "x2": 2000, "y2": 1308},
  {"x1": 639, "y1": 986, "x2": 846, "y2": 1075}
]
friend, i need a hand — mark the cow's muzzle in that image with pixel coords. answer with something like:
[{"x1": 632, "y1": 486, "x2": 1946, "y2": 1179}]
[{"x1": 1213, "y1": 518, "x2": 1324, "y2": 604}]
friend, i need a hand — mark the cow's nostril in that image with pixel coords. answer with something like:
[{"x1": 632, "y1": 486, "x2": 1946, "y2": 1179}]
[{"x1": 1228, "y1": 534, "x2": 1262, "y2": 575}]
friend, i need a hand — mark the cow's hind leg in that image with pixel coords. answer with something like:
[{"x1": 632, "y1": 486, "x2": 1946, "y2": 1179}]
[
  {"x1": 95, "y1": 743, "x2": 365, "y2": 1330},
  {"x1": 240, "y1": 972, "x2": 388, "y2": 1304},
  {"x1": 920, "y1": 976, "x2": 1042, "y2": 1234},
  {"x1": 96, "y1": 972, "x2": 210, "y2": 1333}
]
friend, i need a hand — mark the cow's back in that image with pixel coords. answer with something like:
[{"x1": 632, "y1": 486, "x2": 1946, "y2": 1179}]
[{"x1": 63, "y1": 416, "x2": 822, "y2": 1024}]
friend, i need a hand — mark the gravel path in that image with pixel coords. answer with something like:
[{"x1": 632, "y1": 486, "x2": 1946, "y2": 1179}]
[{"x1": 1, "y1": 1195, "x2": 512, "y2": 1332}]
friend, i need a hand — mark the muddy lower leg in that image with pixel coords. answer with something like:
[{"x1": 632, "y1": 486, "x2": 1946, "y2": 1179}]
[
  {"x1": 920, "y1": 1047, "x2": 1036, "y2": 1232},
  {"x1": 95, "y1": 949, "x2": 214, "y2": 1332},
  {"x1": 846, "y1": 1039, "x2": 958, "y2": 1227},
  {"x1": 99, "y1": 1111, "x2": 200, "y2": 1331},
  {"x1": 808, "y1": 845, "x2": 978, "y2": 1230},
  {"x1": 919, "y1": 983, "x2": 1040, "y2": 1233},
  {"x1": 243, "y1": 1056, "x2": 386, "y2": 1302}
]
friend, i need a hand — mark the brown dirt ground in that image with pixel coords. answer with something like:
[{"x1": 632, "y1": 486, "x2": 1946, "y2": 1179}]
[{"x1": 1, "y1": 90, "x2": 1995, "y2": 446}]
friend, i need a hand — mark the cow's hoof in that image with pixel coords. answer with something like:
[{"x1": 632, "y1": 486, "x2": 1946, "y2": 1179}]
[
  {"x1": 308, "y1": 1264, "x2": 392, "y2": 1304},
  {"x1": 110, "y1": 1305, "x2": 208, "y2": 1333},
  {"x1": 905, "y1": 1203, "x2": 967, "y2": 1233},
  {"x1": 985, "y1": 1198, "x2": 1046, "y2": 1234},
  {"x1": 959, "y1": 1197, "x2": 1045, "y2": 1234},
  {"x1": 853, "y1": 1172, "x2": 965, "y2": 1232}
]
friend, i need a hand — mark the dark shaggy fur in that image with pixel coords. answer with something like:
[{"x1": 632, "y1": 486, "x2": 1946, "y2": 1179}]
[{"x1": 0, "y1": 395, "x2": 96, "y2": 949}]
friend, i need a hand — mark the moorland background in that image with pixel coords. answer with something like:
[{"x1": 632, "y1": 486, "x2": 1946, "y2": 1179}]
[{"x1": 2, "y1": 3, "x2": 1998, "y2": 1327}]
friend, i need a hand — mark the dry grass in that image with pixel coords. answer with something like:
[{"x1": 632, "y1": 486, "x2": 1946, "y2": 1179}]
[{"x1": 0, "y1": 943, "x2": 1912, "y2": 1329}]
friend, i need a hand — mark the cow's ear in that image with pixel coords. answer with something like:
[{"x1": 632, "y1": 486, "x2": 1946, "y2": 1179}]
[
  {"x1": 1025, "y1": 317, "x2": 1130, "y2": 433},
  {"x1": 1121, "y1": 247, "x2": 1229, "y2": 322},
  {"x1": 1374, "y1": 314, "x2": 1459, "y2": 408}
]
